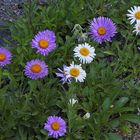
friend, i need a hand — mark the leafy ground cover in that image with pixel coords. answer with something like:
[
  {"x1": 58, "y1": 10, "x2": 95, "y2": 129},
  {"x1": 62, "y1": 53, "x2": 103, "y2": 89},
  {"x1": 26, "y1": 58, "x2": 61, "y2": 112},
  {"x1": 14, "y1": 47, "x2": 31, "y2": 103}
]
[{"x1": 0, "y1": 0, "x2": 140, "y2": 140}]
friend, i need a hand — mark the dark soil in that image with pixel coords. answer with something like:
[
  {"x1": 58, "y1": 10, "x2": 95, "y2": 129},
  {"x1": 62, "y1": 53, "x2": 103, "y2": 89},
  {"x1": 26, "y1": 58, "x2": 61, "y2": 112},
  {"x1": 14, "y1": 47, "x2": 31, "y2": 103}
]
[
  {"x1": 0, "y1": 0, "x2": 24, "y2": 46},
  {"x1": 0, "y1": 0, "x2": 24, "y2": 21}
]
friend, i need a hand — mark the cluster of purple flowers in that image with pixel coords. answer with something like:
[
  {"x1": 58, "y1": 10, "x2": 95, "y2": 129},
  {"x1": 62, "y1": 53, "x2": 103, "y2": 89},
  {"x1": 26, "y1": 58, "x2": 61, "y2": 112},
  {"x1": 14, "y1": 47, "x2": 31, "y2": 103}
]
[
  {"x1": 0, "y1": 29, "x2": 56, "y2": 80},
  {"x1": 24, "y1": 29, "x2": 56, "y2": 80},
  {"x1": 0, "y1": 17, "x2": 116, "y2": 80},
  {"x1": 0, "y1": 16, "x2": 117, "y2": 139}
]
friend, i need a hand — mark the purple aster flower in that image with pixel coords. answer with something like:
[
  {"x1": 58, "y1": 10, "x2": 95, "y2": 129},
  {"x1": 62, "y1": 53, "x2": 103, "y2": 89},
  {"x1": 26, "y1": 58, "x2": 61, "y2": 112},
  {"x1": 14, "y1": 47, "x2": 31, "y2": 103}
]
[
  {"x1": 0, "y1": 47, "x2": 12, "y2": 67},
  {"x1": 89, "y1": 16, "x2": 117, "y2": 44},
  {"x1": 44, "y1": 115, "x2": 66, "y2": 139},
  {"x1": 31, "y1": 29, "x2": 56, "y2": 56},
  {"x1": 56, "y1": 65, "x2": 71, "y2": 84},
  {"x1": 24, "y1": 59, "x2": 48, "y2": 80}
]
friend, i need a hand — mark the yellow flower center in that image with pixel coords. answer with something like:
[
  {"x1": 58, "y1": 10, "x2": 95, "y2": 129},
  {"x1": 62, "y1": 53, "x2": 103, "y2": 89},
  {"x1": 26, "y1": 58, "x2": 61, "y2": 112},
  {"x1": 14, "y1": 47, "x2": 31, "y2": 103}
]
[
  {"x1": 39, "y1": 40, "x2": 49, "y2": 49},
  {"x1": 138, "y1": 27, "x2": 140, "y2": 30},
  {"x1": 31, "y1": 64, "x2": 42, "y2": 73},
  {"x1": 70, "y1": 68, "x2": 80, "y2": 77},
  {"x1": 51, "y1": 122, "x2": 60, "y2": 131},
  {"x1": 80, "y1": 48, "x2": 89, "y2": 56},
  {"x1": 0, "y1": 53, "x2": 6, "y2": 61},
  {"x1": 97, "y1": 27, "x2": 106, "y2": 35},
  {"x1": 135, "y1": 11, "x2": 140, "y2": 19}
]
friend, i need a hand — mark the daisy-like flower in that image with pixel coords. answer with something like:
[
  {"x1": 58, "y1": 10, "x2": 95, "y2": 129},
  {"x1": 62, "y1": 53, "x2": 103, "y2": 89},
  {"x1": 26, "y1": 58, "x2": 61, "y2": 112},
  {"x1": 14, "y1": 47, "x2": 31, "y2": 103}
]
[
  {"x1": 44, "y1": 115, "x2": 66, "y2": 139},
  {"x1": 0, "y1": 47, "x2": 12, "y2": 67},
  {"x1": 56, "y1": 65, "x2": 71, "y2": 84},
  {"x1": 89, "y1": 16, "x2": 117, "y2": 44},
  {"x1": 24, "y1": 59, "x2": 48, "y2": 80},
  {"x1": 74, "y1": 43, "x2": 96, "y2": 64},
  {"x1": 65, "y1": 62, "x2": 86, "y2": 82},
  {"x1": 133, "y1": 22, "x2": 140, "y2": 35},
  {"x1": 31, "y1": 29, "x2": 56, "y2": 56},
  {"x1": 127, "y1": 6, "x2": 140, "y2": 24}
]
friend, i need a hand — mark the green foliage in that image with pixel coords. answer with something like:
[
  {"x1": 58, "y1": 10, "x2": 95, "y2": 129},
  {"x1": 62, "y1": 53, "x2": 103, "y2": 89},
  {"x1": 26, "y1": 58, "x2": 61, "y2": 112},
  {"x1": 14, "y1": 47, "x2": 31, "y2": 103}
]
[
  {"x1": 0, "y1": 0, "x2": 140, "y2": 139},
  {"x1": 120, "y1": 124, "x2": 132, "y2": 135}
]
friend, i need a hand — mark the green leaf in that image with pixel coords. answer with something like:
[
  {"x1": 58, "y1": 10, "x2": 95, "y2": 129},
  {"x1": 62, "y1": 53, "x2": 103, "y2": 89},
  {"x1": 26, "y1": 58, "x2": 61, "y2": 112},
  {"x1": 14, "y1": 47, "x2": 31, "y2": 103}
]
[
  {"x1": 103, "y1": 51, "x2": 115, "y2": 56},
  {"x1": 114, "y1": 97, "x2": 129, "y2": 110},
  {"x1": 107, "y1": 133, "x2": 122, "y2": 140},
  {"x1": 40, "y1": 129, "x2": 48, "y2": 136},
  {"x1": 102, "y1": 97, "x2": 110, "y2": 112},
  {"x1": 120, "y1": 114, "x2": 140, "y2": 123},
  {"x1": 119, "y1": 107, "x2": 134, "y2": 112},
  {"x1": 109, "y1": 120, "x2": 120, "y2": 128}
]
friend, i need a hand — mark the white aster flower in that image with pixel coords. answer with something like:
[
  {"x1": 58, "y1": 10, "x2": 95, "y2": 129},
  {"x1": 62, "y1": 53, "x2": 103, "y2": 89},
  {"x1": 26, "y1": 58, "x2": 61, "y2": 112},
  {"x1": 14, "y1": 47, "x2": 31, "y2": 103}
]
[
  {"x1": 133, "y1": 22, "x2": 140, "y2": 35},
  {"x1": 83, "y1": 112, "x2": 90, "y2": 119},
  {"x1": 65, "y1": 62, "x2": 86, "y2": 82},
  {"x1": 69, "y1": 98, "x2": 78, "y2": 106},
  {"x1": 74, "y1": 43, "x2": 96, "y2": 64},
  {"x1": 127, "y1": 6, "x2": 140, "y2": 24}
]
